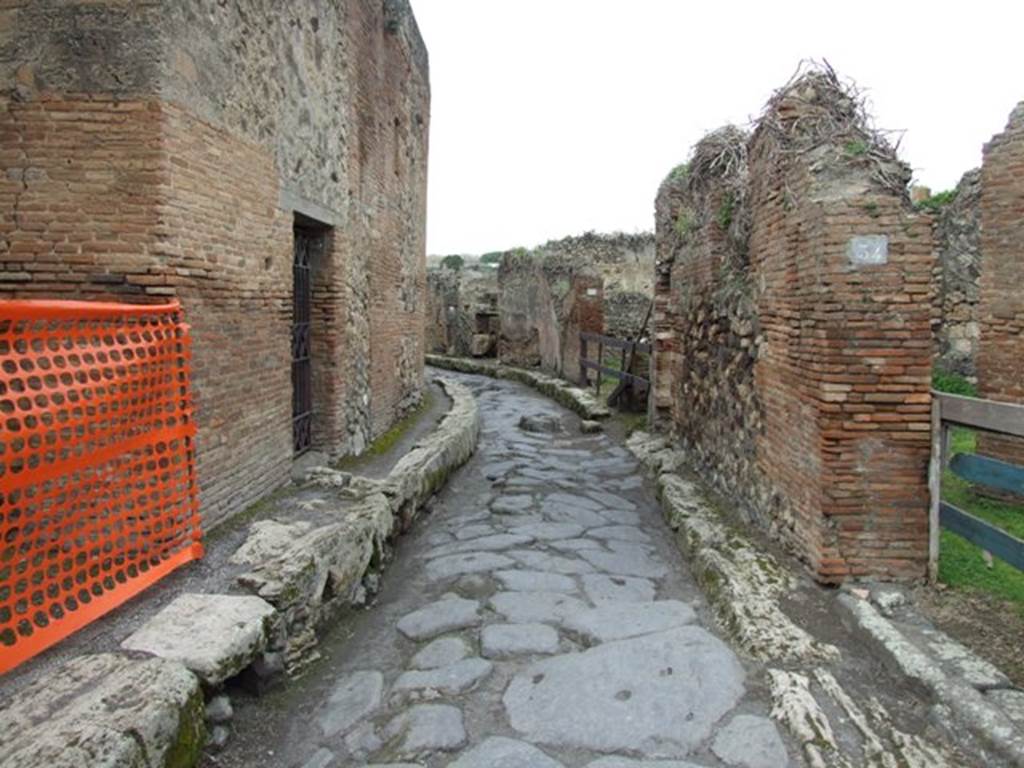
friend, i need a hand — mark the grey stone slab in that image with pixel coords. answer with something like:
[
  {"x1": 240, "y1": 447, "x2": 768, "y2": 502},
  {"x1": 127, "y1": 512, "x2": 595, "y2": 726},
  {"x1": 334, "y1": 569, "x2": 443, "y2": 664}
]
[
  {"x1": 120, "y1": 592, "x2": 276, "y2": 686},
  {"x1": 508, "y1": 522, "x2": 585, "y2": 541},
  {"x1": 492, "y1": 495, "x2": 536, "y2": 514},
  {"x1": 710, "y1": 714, "x2": 789, "y2": 768},
  {"x1": 542, "y1": 505, "x2": 610, "y2": 528},
  {"x1": 493, "y1": 569, "x2": 578, "y2": 594},
  {"x1": 425, "y1": 552, "x2": 515, "y2": 581},
  {"x1": 317, "y1": 670, "x2": 383, "y2": 737},
  {"x1": 382, "y1": 704, "x2": 467, "y2": 756},
  {"x1": 579, "y1": 545, "x2": 668, "y2": 579},
  {"x1": 503, "y1": 627, "x2": 745, "y2": 756},
  {"x1": 582, "y1": 574, "x2": 657, "y2": 605},
  {"x1": 595, "y1": 507, "x2": 645, "y2": 526},
  {"x1": 392, "y1": 658, "x2": 493, "y2": 698},
  {"x1": 449, "y1": 736, "x2": 566, "y2": 767},
  {"x1": 564, "y1": 601, "x2": 696, "y2": 643},
  {"x1": 482, "y1": 623, "x2": 560, "y2": 658},
  {"x1": 589, "y1": 525, "x2": 651, "y2": 544},
  {"x1": 428, "y1": 534, "x2": 535, "y2": 559},
  {"x1": 546, "y1": 492, "x2": 602, "y2": 510},
  {"x1": 491, "y1": 591, "x2": 589, "y2": 625},
  {"x1": 452, "y1": 523, "x2": 498, "y2": 541},
  {"x1": 551, "y1": 538, "x2": 605, "y2": 552},
  {"x1": 585, "y1": 490, "x2": 637, "y2": 511},
  {"x1": 396, "y1": 597, "x2": 481, "y2": 640},
  {"x1": 410, "y1": 637, "x2": 471, "y2": 670},
  {"x1": 586, "y1": 759, "x2": 704, "y2": 768},
  {"x1": 508, "y1": 550, "x2": 596, "y2": 575},
  {"x1": 301, "y1": 747, "x2": 336, "y2": 768}
]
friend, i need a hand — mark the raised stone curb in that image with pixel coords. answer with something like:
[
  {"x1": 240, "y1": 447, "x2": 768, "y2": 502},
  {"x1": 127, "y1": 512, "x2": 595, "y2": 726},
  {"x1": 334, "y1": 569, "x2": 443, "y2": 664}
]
[
  {"x1": 838, "y1": 593, "x2": 1024, "y2": 765},
  {"x1": 121, "y1": 593, "x2": 277, "y2": 687},
  {"x1": 426, "y1": 354, "x2": 611, "y2": 420},
  {"x1": 0, "y1": 653, "x2": 205, "y2": 768},
  {"x1": 626, "y1": 431, "x2": 839, "y2": 664}
]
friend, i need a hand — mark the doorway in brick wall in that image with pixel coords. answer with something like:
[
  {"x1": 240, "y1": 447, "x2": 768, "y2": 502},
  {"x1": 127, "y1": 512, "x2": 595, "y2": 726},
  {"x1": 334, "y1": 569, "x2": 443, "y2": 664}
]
[{"x1": 292, "y1": 218, "x2": 327, "y2": 455}]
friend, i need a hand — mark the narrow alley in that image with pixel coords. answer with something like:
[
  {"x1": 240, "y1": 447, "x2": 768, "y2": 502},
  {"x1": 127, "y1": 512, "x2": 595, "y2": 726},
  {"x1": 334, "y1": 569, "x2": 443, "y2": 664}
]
[{"x1": 217, "y1": 372, "x2": 790, "y2": 768}]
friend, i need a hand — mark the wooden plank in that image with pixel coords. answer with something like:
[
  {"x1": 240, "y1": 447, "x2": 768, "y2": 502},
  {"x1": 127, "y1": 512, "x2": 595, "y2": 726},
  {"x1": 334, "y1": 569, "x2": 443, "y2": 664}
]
[
  {"x1": 935, "y1": 391, "x2": 1024, "y2": 438},
  {"x1": 940, "y1": 502, "x2": 1024, "y2": 572},
  {"x1": 928, "y1": 398, "x2": 942, "y2": 582},
  {"x1": 579, "y1": 332, "x2": 651, "y2": 353},
  {"x1": 579, "y1": 360, "x2": 649, "y2": 387},
  {"x1": 950, "y1": 453, "x2": 1024, "y2": 497}
]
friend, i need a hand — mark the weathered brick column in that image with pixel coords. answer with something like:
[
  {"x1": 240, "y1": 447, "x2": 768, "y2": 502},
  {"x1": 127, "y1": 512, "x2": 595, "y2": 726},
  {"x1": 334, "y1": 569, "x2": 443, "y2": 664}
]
[
  {"x1": 748, "y1": 75, "x2": 934, "y2": 582},
  {"x1": 977, "y1": 102, "x2": 1024, "y2": 469}
]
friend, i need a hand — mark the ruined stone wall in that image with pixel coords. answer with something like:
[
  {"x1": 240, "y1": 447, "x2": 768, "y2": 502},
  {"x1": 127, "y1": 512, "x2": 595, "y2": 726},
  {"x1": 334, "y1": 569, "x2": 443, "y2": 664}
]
[
  {"x1": 538, "y1": 232, "x2": 655, "y2": 339},
  {"x1": 653, "y1": 71, "x2": 934, "y2": 582},
  {"x1": 497, "y1": 248, "x2": 603, "y2": 379},
  {"x1": 425, "y1": 265, "x2": 498, "y2": 357},
  {"x1": 977, "y1": 102, "x2": 1024, "y2": 467},
  {"x1": 652, "y1": 129, "x2": 763, "y2": 516},
  {"x1": 0, "y1": 0, "x2": 430, "y2": 526},
  {"x1": 933, "y1": 170, "x2": 981, "y2": 380}
]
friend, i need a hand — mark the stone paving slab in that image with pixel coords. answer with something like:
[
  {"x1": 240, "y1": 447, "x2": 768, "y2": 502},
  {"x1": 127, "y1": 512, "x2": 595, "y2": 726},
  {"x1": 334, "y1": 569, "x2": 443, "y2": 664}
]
[
  {"x1": 482, "y1": 623, "x2": 561, "y2": 658},
  {"x1": 562, "y1": 600, "x2": 697, "y2": 643},
  {"x1": 396, "y1": 597, "x2": 481, "y2": 640},
  {"x1": 448, "y1": 736, "x2": 566, "y2": 767},
  {"x1": 490, "y1": 591, "x2": 589, "y2": 625},
  {"x1": 317, "y1": 670, "x2": 384, "y2": 737}
]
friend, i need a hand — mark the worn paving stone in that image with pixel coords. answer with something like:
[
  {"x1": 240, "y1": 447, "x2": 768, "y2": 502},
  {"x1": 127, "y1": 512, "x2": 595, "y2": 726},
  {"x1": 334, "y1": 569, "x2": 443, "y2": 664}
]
[
  {"x1": 300, "y1": 747, "x2": 336, "y2": 768},
  {"x1": 449, "y1": 736, "x2": 566, "y2": 767},
  {"x1": 585, "y1": 490, "x2": 637, "y2": 511},
  {"x1": 494, "y1": 569, "x2": 578, "y2": 593},
  {"x1": 482, "y1": 623, "x2": 560, "y2": 658},
  {"x1": 563, "y1": 601, "x2": 697, "y2": 644},
  {"x1": 396, "y1": 597, "x2": 481, "y2": 640},
  {"x1": 589, "y1": 525, "x2": 651, "y2": 544},
  {"x1": 508, "y1": 550, "x2": 596, "y2": 575},
  {"x1": 546, "y1": 492, "x2": 602, "y2": 511},
  {"x1": 491, "y1": 591, "x2": 589, "y2": 625},
  {"x1": 392, "y1": 658, "x2": 493, "y2": 699},
  {"x1": 550, "y1": 538, "x2": 605, "y2": 553},
  {"x1": 508, "y1": 522, "x2": 585, "y2": 541},
  {"x1": 542, "y1": 505, "x2": 610, "y2": 528},
  {"x1": 427, "y1": 534, "x2": 535, "y2": 558},
  {"x1": 582, "y1": 574, "x2": 657, "y2": 605},
  {"x1": 492, "y1": 495, "x2": 536, "y2": 514},
  {"x1": 585, "y1": 759, "x2": 704, "y2": 768},
  {"x1": 425, "y1": 552, "x2": 515, "y2": 581},
  {"x1": 382, "y1": 704, "x2": 467, "y2": 756},
  {"x1": 503, "y1": 627, "x2": 745, "y2": 756},
  {"x1": 410, "y1": 637, "x2": 471, "y2": 670},
  {"x1": 452, "y1": 524, "x2": 498, "y2": 541},
  {"x1": 710, "y1": 714, "x2": 788, "y2": 768},
  {"x1": 317, "y1": 670, "x2": 383, "y2": 737},
  {"x1": 579, "y1": 545, "x2": 668, "y2": 579}
]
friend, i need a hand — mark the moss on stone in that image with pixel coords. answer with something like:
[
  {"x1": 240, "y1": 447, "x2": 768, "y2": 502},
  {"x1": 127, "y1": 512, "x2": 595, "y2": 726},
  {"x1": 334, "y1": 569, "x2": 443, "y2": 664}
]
[{"x1": 162, "y1": 684, "x2": 206, "y2": 768}]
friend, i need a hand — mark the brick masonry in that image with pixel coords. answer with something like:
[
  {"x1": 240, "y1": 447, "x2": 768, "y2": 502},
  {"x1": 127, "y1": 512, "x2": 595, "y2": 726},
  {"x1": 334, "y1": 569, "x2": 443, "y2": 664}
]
[
  {"x1": 977, "y1": 102, "x2": 1024, "y2": 467},
  {"x1": 0, "y1": 0, "x2": 430, "y2": 528},
  {"x1": 653, "y1": 72, "x2": 935, "y2": 582}
]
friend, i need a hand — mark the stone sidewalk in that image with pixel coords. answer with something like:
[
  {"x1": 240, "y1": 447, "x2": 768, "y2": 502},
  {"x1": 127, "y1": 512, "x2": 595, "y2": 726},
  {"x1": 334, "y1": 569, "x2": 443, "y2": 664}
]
[{"x1": 249, "y1": 374, "x2": 793, "y2": 768}]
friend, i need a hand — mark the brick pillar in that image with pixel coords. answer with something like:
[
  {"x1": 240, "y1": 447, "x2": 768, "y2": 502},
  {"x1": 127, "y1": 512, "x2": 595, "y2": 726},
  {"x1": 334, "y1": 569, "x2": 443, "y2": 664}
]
[{"x1": 977, "y1": 102, "x2": 1024, "y2": 469}]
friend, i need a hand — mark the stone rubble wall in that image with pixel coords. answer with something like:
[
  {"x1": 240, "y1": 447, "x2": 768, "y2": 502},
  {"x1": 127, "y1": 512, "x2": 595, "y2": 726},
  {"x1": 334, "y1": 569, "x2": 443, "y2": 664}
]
[
  {"x1": 652, "y1": 70, "x2": 935, "y2": 582},
  {"x1": 425, "y1": 265, "x2": 499, "y2": 357},
  {"x1": 0, "y1": 0, "x2": 430, "y2": 528},
  {"x1": 932, "y1": 169, "x2": 982, "y2": 380},
  {"x1": 977, "y1": 102, "x2": 1024, "y2": 468}
]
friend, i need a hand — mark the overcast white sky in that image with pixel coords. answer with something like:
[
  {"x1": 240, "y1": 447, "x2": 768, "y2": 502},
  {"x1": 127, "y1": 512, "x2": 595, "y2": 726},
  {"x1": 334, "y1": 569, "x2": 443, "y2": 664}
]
[{"x1": 412, "y1": 1, "x2": 1024, "y2": 256}]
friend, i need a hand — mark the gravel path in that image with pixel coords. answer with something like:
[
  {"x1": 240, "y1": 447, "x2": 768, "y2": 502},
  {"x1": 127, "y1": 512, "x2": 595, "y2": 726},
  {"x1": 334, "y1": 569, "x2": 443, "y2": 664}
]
[{"x1": 237, "y1": 373, "x2": 796, "y2": 767}]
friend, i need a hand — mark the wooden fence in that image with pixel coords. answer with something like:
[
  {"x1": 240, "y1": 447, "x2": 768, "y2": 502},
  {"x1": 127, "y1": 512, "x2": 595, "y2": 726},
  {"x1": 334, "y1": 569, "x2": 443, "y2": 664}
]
[
  {"x1": 578, "y1": 331, "x2": 650, "y2": 399},
  {"x1": 929, "y1": 391, "x2": 1024, "y2": 580}
]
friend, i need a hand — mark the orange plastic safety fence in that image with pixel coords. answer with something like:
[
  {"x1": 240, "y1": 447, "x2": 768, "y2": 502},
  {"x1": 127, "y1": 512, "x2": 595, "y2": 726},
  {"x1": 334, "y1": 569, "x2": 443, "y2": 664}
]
[{"x1": 0, "y1": 300, "x2": 202, "y2": 674}]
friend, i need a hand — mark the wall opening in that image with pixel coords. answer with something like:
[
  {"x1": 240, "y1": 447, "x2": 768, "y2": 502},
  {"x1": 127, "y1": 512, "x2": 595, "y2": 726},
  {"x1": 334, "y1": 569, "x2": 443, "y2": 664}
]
[{"x1": 292, "y1": 214, "x2": 330, "y2": 455}]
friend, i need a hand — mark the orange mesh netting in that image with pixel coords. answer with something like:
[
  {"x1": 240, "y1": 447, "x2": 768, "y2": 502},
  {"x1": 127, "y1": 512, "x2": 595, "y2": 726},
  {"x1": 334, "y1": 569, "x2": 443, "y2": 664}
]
[{"x1": 0, "y1": 300, "x2": 202, "y2": 673}]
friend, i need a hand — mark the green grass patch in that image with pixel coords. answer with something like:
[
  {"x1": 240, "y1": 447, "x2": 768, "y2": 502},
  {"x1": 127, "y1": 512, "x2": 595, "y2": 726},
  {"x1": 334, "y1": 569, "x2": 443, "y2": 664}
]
[
  {"x1": 933, "y1": 369, "x2": 977, "y2": 397},
  {"x1": 915, "y1": 189, "x2": 957, "y2": 213},
  {"x1": 365, "y1": 391, "x2": 434, "y2": 457},
  {"x1": 939, "y1": 425, "x2": 1024, "y2": 613}
]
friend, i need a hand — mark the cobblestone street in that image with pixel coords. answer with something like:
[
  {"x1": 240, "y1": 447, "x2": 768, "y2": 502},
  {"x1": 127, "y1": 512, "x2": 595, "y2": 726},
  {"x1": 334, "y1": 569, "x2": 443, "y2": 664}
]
[{"x1": 247, "y1": 373, "x2": 793, "y2": 768}]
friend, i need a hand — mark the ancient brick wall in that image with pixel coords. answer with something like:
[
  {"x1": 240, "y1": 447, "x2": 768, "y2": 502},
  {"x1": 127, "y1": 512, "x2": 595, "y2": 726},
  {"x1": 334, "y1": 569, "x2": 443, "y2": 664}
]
[
  {"x1": 0, "y1": 0, "x2": 430, "y2": 526},
  {"x1": 497, "y1": 248, "x2": 603, "y2": 379},
  {"x1": 977, "y1": 102, "x2": 1024, "y2": 467},
  {"x1": 932, "y1": 170, "x2": 981, "y2": 380},
  {"x1": 653, "y1": 71, "x2": 934, "y2": 582},
  {"x1": 537, "y1": 233, "x2": 655, "y2": 339}
]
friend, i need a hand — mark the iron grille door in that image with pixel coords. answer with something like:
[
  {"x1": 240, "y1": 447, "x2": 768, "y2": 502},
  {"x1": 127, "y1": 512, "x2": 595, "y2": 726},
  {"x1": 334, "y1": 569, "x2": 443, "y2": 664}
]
[{"x1": 292, "y1": 231, "x2": 313, "y2": 454}]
